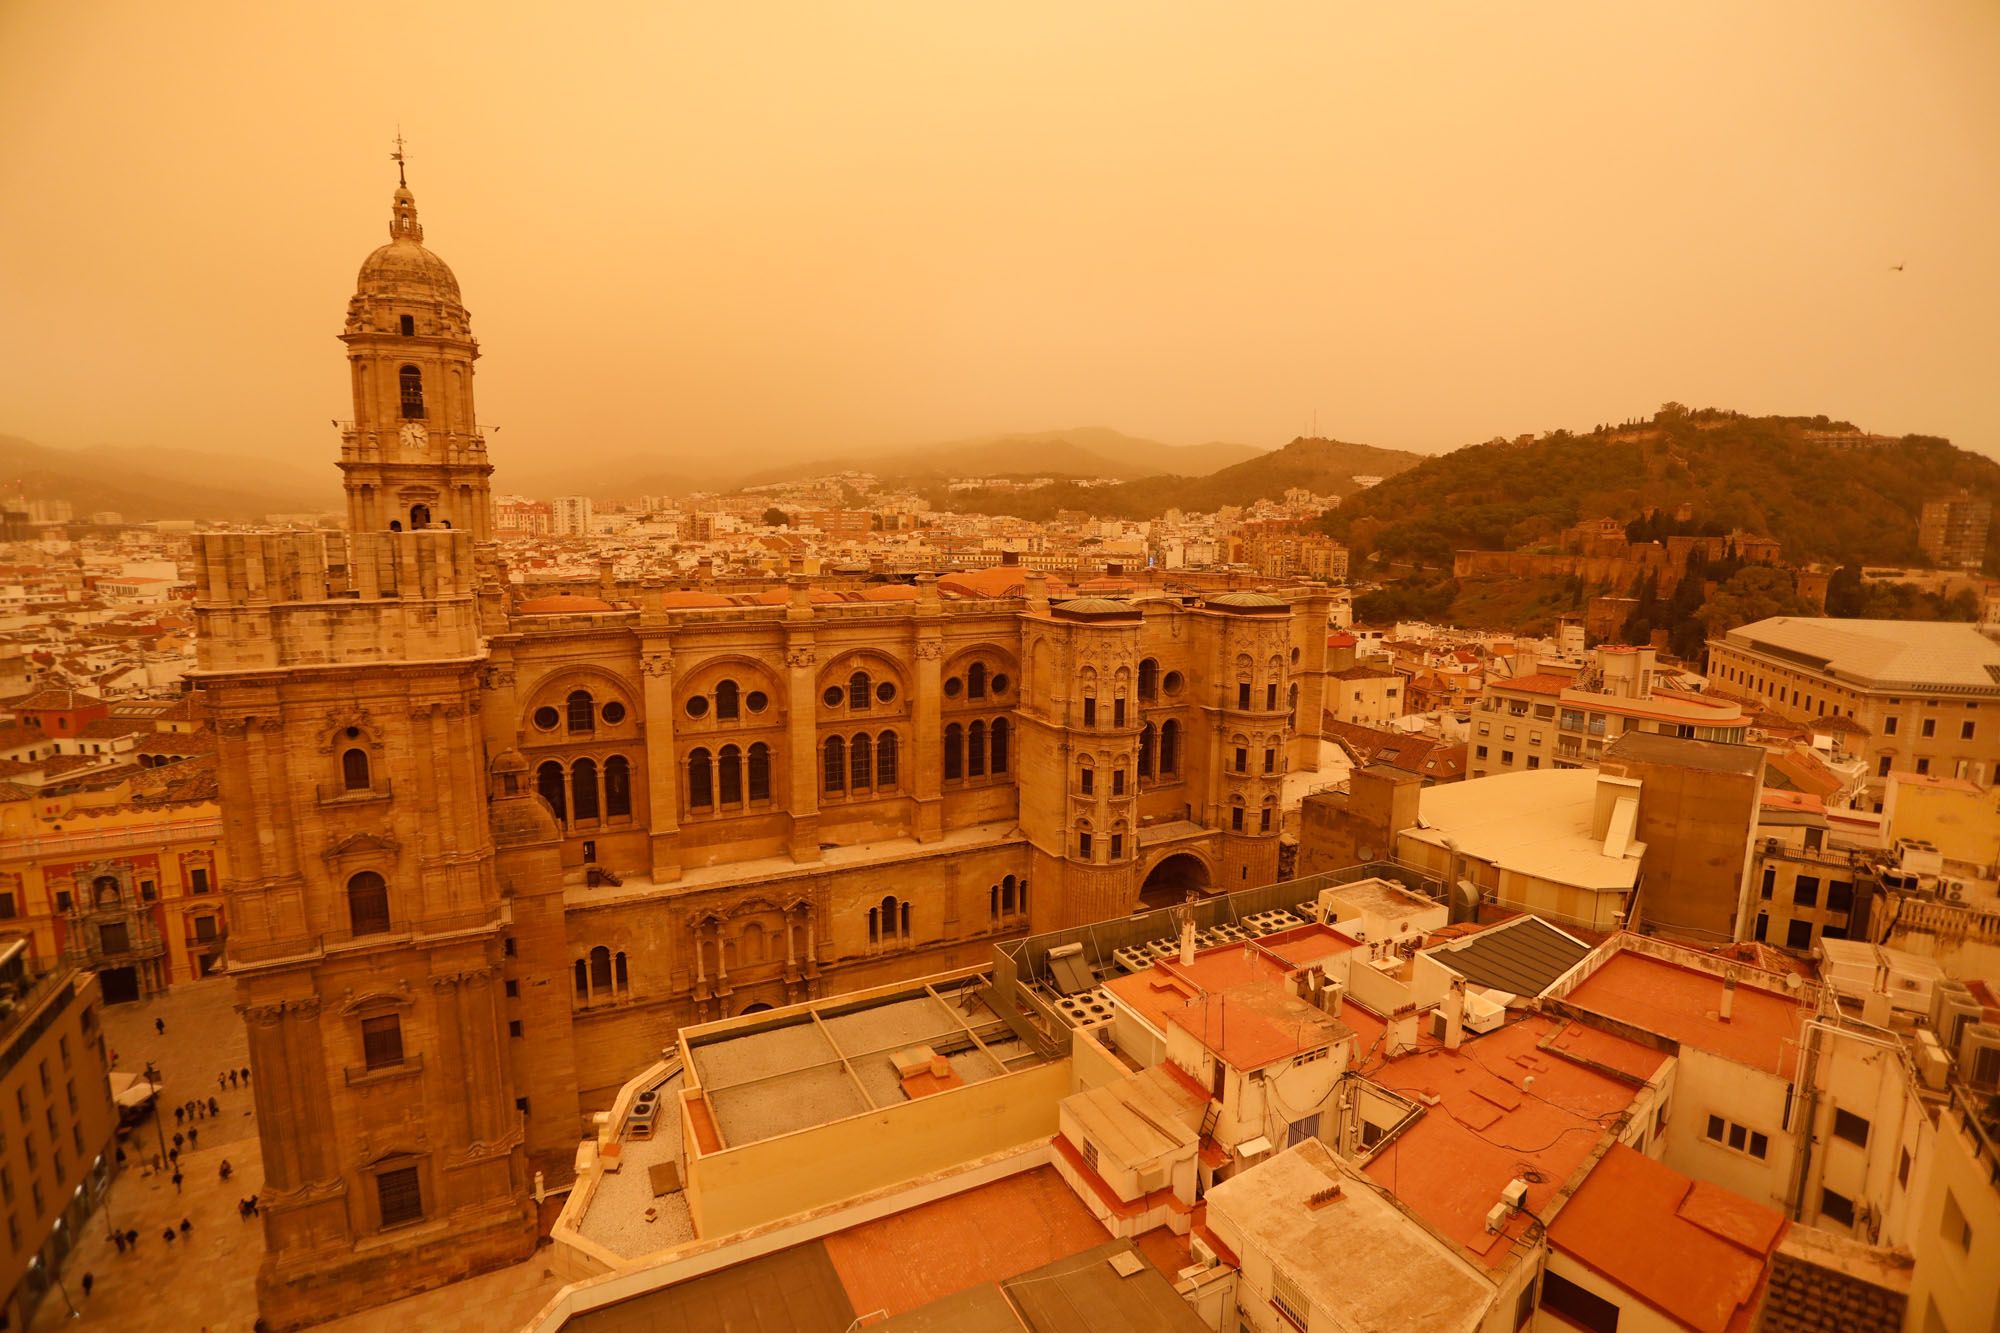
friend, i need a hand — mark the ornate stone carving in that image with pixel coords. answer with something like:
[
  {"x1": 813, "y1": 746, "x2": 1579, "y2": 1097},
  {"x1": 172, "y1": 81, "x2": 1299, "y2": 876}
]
[
  {"x1": 916, "y1": 642, "x2": 943, "y2": 661},
  {"x1": 480, "y1": 664, "x2": 516, "y2": 690},
  {"x1": 322, "y1": 831, "x2": 399, "y2": 862},
  {"x1": 239, "y1": 1002, "x2": 288, "y2": 1028},
  {"x1": 640, "y1": 655, "x2": 673, "y2": 679},
  {"x1": 785, "y1": 648, "x2": 817, "y2": 669}
]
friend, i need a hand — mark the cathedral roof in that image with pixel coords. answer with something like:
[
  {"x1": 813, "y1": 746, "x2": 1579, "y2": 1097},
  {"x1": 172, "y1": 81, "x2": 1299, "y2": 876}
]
[
  {"x1": 1205, "y1": 591, "x2": 1286, "y2": 612},
  {"x1": 516, "y1": 593, "x2": 616, "y2": 615},
  {"x1": 1052, "y1": 596, "x2": 1140, "y2": 620}
]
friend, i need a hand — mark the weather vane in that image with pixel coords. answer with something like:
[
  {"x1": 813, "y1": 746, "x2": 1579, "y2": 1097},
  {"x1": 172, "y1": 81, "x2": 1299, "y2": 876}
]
[{"x1": 391, "y1": 130, "x2": 408, "y2": 188}]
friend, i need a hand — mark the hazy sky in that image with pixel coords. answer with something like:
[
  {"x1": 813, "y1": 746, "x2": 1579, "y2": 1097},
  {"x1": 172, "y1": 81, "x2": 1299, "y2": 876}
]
[{"x1": 3, "y1": 2, "x2": 1997, "y2": 478}]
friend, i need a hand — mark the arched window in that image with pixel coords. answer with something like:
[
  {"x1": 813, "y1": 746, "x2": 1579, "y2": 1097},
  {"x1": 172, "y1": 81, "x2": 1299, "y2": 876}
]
[
  {"x1": 1078, "y1": 756, "x2": 1095, "y2": 795},
  {"x1": 571, "y1": 758, "x2": 600, "y2": 820},
  {"x1": 944, "y1": 724, "x2": 963, "y2": 781},
  {"x1": 348, "y1": 871, "x2": 391, "y2": 936},
  {"x1": 1139, "y1": 722, "x2": 1155, "y2": 778},
  {"x1": 574, "y1": 959, "x2": 588, "y2": 1001},
  {"x1": 850, "y1": 733, "x2": 872, "y2": 791},
  {"x1": 747, "y1": 743, "x2": 771, "y2": 802},
  {"x1": 566, "y1": 690, "x2": 595, "y2": 734},
  {"x1": 1003, "y1": 874, "x2": 1017, "y2": 914},
  {"x1": 398, "y1": 365, "x2": 425, "y2": 419},
  {"x1": 715, "y1": 679, "x2": 740, "y2": 721},
  {"x1": 876, "y1": 731, "x2": 898, "y2": 789},
  {"x1": 342, "y1": 748, "x2": 370, "y2": 791},
  {"x1": 991, "y1": 718, "x2": 1009, "y2": 774},
  {"x1": 823, "y1": 735, "x2": 845, "y2": 794},
  {"x1": 968, "y1": 662, "x2": 987, "y2": 699},
  {"x1": 901, "y1": 900, "x2": 912, "y2": 938},
  {"x1": 881, "y1": 895, "x2": 899, "y2": 941},
  {"x1": 1261, "y1": 795, "x2": 1276, "y2": 833},
  {"x1": 589, "y1": 945, "x2": 613, "y2": 992},
  {"x1": 604, "y1": 755, "x2": 632, "y2": 818},
  {"x1": 967, "y1": 720, "x2": 987, "y2": 777},
  {"x1": 848, "y1": 670, "x2": 871, "y2": 711},
  {"x1": 687, "y1": 748, "x2": 713, "y2": 810},
  {"x1": 1160, "y1": 719, "x2": 1180, "y2": 776},
  {"x1": 1230, "y1": 795, "x2": 1246, "y2": 832},
  {"x1": 1139, "y1": 658, "x2": 1159, "y2": 701},
  {"x1": 409, "y1": 503, "x2": 430, "y2": 531},
  {"x1": 537, "y1": 760, "x2": 567, "y2": 822},
  {"x1": 719, "y1": 745, "x2": 743, "y2": 805}
]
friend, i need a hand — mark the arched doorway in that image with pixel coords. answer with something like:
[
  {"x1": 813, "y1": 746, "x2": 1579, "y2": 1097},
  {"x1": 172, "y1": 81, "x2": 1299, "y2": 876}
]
[
  {"x1": 1139, "y1": 852, "x2": 1211, "y2": 911},
  {"x1": 740, "y1": 1001, "x2": 774, "y2": 1017}
]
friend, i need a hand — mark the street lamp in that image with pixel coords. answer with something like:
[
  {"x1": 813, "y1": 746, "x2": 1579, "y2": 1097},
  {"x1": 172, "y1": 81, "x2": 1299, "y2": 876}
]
[{"x1": 142, "y1": 1061, "x2": 168, "y2": 1168}]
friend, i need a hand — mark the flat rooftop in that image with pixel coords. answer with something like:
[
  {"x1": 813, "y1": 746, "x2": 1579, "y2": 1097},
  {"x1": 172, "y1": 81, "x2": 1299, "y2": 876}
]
[
  {"x1": 684, "y1": 979, "x2": 1049, "y2": 1150},
  {"x1": 1425, "y1": 914, "x2": 1592, "y2": 997},
  {"x1": 1723, "y1": 616, "x2": 2000, "y2": 691},
  {"x1": 1548, "y1": 1143, "x2": 1785, "y2": 1333},
  {"x1": 1563, "y1": 949, "x2": 1806, "y2": 1078},
  {"x1": 1603, "y1": 730, "x2": 1765, "y2": 776},
  {"x1": 1408, "y1": 770, "x2": 1642, "y2": 892},
  {"x1": 1207, "y1": 1139, "x2": 1492, "y2": 1333},
  {"x1": 1363, "y1": 1013, "x2": 1663, "y2": 1270}
]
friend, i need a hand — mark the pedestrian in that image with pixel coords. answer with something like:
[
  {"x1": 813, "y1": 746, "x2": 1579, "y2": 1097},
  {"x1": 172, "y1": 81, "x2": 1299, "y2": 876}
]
[
  {"x1": 247, "y1": 1195, "x2": 259, "y2": 1217},
  {"x1": 150, "y1": 1154, "x2": 162, "y2": 1173},
  {"x1": 125, "y1": 1230, "x2": 138, "y2": 1249},
  {"x1": 113, "y1": 1231, "x2": 126, "y2": 1254},
  {"x1": 168, "y1": 1147, "x2": 179, "y2": 1166},
  {"x1": 155, "y1": 1017, "x2": 165, "y2": 1035},
  {"x1": 208, "y1": 1095, "x2": 220, "y2": 1117},
  {"x1": 219, "y1": 1159, "x2": 232, "y2": 1182},
  {"x1": 237, "y1": 1198, "x2": 250, "y2": 1221},
  {"x1": 240, "y1": 1065, "x2": 250, "y2": 1085},
  {"x1": 189, "y1": 1127, "x2": 199, "y2": 1147},
  {"x1": 173, "y1": 1132, "x2": 184, "y2": 1151},
  {"x1": 163, "y1": 1228, "x2": 175, "y2": 1245},
  {"x1": 179, "y1": 1217, "x2": 191, "y2": 1238},
  {"x1": 172, "y1": 1169, "x2": 183, "y2": 1192},
  {"x1": 217, "y1": 1072, "x2": 227, "y2": 1091},
  {"x1": 81, "y1": 1273, "x2": 93, "y2": 1298},
  {"x1": 175, "y1": 1105, "x2": 185, "y2": 1125},
  {"x1": 228, "y1": 1069, "x2": 238, "y2": 1089}
]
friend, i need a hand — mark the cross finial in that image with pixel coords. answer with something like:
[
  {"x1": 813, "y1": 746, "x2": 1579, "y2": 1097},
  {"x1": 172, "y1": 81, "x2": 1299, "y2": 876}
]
[{"x1": 391, "y1": 130, "x2": 408, "y2": 188}]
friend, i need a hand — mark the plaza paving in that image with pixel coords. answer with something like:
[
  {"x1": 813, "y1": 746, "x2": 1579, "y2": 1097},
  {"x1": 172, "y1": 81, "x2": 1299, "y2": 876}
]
[{"x1": 32, "y1": 977, "x2": 567, "y2": 1332}]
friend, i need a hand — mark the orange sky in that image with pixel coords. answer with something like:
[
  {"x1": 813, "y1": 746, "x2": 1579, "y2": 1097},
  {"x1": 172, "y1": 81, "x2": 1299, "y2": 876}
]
[{"x1": 2, "y1": 2, "x2": 1996, "y2": 475}]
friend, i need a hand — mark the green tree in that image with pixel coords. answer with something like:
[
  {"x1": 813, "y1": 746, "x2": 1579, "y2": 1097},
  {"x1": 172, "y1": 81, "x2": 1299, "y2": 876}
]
[
  {"x1": 1698, "y1": 566, "x2": 1814, "y2": 640},
  {"x1": 761, "y1": 506, "x2": 790, "y2": 527}
]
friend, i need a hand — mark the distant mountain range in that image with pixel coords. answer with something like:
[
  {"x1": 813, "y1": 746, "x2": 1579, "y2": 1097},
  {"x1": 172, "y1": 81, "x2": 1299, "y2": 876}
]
[
  {"x1": 0, "y1": 435, "x2": 335, "y2": 521},
  {"x1": 1320, "y1": 411, "x2": 2000, "y2": 571},
  {"x1": 932, "y1": 437, "x2": 1428, "y2": 521}
]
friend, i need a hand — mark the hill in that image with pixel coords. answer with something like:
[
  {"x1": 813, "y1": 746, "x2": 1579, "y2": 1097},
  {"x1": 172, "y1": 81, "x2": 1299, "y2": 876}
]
[
  {"x1": 1320, "y1": 409, "x2": 2000, "y2": 572},
  {"x1": 938, "y1": 436, "x2": 1427, "y2": 521},
  {"x1": 0, "y1": 435, "x2": 336, "y2": 521}
]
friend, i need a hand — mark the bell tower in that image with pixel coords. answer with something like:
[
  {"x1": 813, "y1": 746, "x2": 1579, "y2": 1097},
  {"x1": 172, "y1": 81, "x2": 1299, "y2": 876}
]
[{"x1": 337, "y1": 147, "x2": 494, "y2": 541}]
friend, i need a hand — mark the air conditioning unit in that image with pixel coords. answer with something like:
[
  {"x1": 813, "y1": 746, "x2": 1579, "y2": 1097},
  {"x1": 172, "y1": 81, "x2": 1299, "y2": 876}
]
[
  {"x1": 1959, "y1": 1023, "x2": 2000, "y2": 1093},
  {"x1": 1502, "y1": 1178, "x2": 1530, "y2": 1209},
  {"x1": 1914, "y1": 1029, "x2": 1951, "y2": 1091},
  {"x1": 1485, "y1": 1202, "x2": 1512, "y2": 1233},
  {"x1": 1933, "y1": 982, "x2": 1981, "y2": 1057}
]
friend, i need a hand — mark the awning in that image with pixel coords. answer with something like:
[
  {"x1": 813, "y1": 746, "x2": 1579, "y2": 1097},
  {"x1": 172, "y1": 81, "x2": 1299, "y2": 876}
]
[{"x1": 109, "y1": 1072, "x2": 157, "y2": 1109}]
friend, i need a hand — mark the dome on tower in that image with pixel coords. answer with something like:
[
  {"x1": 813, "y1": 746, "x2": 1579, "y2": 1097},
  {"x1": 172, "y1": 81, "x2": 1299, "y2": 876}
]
[{"x1": 356, "y1": 183, "x2": 462, "y2": 303}]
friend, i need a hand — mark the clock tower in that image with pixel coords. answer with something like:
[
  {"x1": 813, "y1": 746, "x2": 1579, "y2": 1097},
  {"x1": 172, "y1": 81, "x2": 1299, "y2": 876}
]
[{"x1": 336, "y1": 156, "x2": 494, "y2": 541}]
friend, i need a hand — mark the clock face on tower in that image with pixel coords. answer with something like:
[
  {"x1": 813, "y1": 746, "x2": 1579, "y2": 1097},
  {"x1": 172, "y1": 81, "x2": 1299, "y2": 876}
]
[{"x1": 400, "y1": 421, "x2": 429, "y2": 450}]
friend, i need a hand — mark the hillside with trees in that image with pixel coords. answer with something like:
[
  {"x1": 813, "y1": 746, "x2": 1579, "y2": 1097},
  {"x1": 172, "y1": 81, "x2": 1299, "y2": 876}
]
[
  {"x1": 934, "y1": 436, "x2": 1426, "y2": 520},
  {"x1": 1320, "y1": 407, "x2": 2000, "y2": 572}
]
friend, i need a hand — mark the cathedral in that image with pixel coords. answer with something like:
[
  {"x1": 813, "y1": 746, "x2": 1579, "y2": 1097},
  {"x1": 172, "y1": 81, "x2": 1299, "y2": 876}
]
[{"x1": 191, "y1": 168, "x2": 1336, "y2": 1327}]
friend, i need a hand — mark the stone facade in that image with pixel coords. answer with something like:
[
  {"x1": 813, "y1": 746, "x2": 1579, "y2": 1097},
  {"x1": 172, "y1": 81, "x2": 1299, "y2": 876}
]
[{"x1": 192, "y1": 174, "x2": 1330, "y2": 1327}]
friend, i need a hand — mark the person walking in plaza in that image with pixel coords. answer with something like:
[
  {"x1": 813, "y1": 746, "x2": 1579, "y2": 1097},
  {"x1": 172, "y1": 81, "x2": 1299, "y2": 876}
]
[
  {"x1": 172, "y1": 1131, "x2": 184, "y2": 1152},
  {"x1": 228, "y1": 1069, "x2": 238, "y2": 1088},
  {"x1": 240, "y1": 1065, "x2": 250, "y2": 1085},
  {"x1": 126, "y1": 1230, "x2": 138, "y2": 1250},
  {"x1": 81, "y1": 1273, "x2": 93, "y2": 1299},
  {"x1": 219, "y1": 1159, "x2": 232, "y2": 1182},
  {"x1": 179, "y1": 1217, "x2": 192, "y2": 1238},
  {"x1": 208, "y1": 1095, "x2": 220, "y2": 1117},
  {"x1": 171, "y1": 1168, "x2": 183, "y2": 1193},
  {"x1": 162, "y1": 1227, "x2": 175, "y2": 1245},
  {"x1": 174, "y1": 1104, "x2": 185, "y2": 1126},
  {"x1": 217, "y1": 1072, "x2": 227, "y2": 1092},
  {"x1": 154, "y1": 1017, "x2": 165, "y2": 1036},
  {"x1": 188, "y1": 1126, "x2": 199, "y2": 1148}
]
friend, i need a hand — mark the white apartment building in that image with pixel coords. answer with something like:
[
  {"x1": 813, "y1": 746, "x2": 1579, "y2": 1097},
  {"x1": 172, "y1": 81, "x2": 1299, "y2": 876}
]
[
  {"x1": 1469, "y1": 645, "x2": 1748, "y2": 778},
  {"x1": 552, "y1": 494, "x2": 594, "y2": 537}
]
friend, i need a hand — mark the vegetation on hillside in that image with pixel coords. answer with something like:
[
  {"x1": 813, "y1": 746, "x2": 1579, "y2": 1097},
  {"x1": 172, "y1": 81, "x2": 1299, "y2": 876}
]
[
  {"x1": 1320, "y1": 406, "x2": 2000, "y2": 571},
  {"x1": 934, "y1": 436, "x2": 1425, "y2": 521}
]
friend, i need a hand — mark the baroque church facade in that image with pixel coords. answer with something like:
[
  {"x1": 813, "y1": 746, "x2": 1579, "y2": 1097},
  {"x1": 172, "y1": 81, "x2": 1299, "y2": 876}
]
[{"x1": 191, "y1": 172, "x2": 1336, "y2": 1327}]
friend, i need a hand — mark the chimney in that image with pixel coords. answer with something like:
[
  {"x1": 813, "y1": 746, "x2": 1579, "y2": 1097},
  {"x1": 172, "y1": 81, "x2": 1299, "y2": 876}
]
[
  {"x1": 1444, "y1": 980, "x2": 1465, "y2": 1051},
  {"x1": 1323, "y1": 979, "x2": 1344, "y2": 1018},
  {"x1": 1179, "y1": 914, "x2": 1197, "y2": 966},
  {"x1": 1719, "y1": 975, "x2": 1736, "y2": 1023}
]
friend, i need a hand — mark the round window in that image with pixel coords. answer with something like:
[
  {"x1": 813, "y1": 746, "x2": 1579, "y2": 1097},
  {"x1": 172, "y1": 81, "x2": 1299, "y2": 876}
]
[
  {"x1": 685, "y1": 696, "x2": 710, "y2": 719},
  {"x1": 990, "y1": 673, "x2": 1009, "y2": 694},
  {"x1": 1290, "y1": 647, "x2": 1300, "y2": 665},
  {"x1": 532, "y1": 706, "x2": 560, "y2": 731},
  {"x1": 747, "y1": 690, "x2": 769, "y2": 713},
  {"x1": 944, "y1": 677, "x2": 962, "y2": 698},
  {"x1": 1162, "y1": 670, "x2": 1184, "y2": 695},
  {"x1": 345, "y1": 725, "x2": 361, "y2": 739},
  {"x1": 875, "y1": 682, "x2": 897, "y2": 704},
  {"x1": 822, "y1": 686, "x2": 844, "y2": 708},
  {"x1": 601, "y1": 701, "x2": 627, "y2": 725}
]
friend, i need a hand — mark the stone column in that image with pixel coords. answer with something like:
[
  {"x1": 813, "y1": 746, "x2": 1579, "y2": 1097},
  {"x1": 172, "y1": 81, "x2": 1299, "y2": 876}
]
[
  {"x1": 242, "y1": 1003, "x2": 298, "y2": 1190},
  {"x1": 784, "y1": 586, "x2": 821, "y2": 860},
  {"x1": 639, "y1": 639, "x2": 682, "y2": 881},
  {"x1": 913, "y1": 577, "x2": 944, "y2": 842},
  {"x1": 432, "y1": 974, "x2": 473, "y2": 1146}
]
